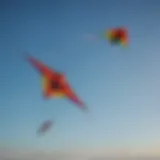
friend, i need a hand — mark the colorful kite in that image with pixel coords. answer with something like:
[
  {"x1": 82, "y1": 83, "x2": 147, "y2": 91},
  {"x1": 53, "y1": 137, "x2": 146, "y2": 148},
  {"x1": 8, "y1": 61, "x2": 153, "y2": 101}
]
[
  {"x1": 104, "y1": 27, "x2": 128, "y2": 46},
  {"x1": 37, "y1": 120, "x2": 53, "y2": 135},
  {"x1": 26, "y1": 56, "x2": 87, "y2": 111},
  {"x1": 84, "y1": 27, "x2": 128, "y2": 47}
]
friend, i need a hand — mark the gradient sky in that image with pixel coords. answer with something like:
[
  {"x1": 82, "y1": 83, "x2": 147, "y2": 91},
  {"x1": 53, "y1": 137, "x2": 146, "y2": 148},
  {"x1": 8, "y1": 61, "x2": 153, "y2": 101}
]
[{"x1": 1, "y1": 0, "x2": 160, "y2": 156}]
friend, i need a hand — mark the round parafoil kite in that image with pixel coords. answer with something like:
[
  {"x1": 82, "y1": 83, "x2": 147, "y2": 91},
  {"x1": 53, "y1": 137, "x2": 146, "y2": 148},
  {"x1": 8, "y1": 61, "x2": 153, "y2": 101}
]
[
  {"x1": 84, "y1": 27, "x2": 129, "y2": 47},
  {"x1": 105, "y1": 27, "x2": 128, "y2": 47}
]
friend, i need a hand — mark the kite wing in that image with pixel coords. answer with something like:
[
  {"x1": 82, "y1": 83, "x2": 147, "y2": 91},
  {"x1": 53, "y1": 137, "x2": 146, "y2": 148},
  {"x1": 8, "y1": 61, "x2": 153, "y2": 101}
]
[
  {"x1": 62, "y1": 80, "x2": 87, "y2": 111},
  {"x1": 26, "y1": 56, "x2": 55, "y2": 79}
]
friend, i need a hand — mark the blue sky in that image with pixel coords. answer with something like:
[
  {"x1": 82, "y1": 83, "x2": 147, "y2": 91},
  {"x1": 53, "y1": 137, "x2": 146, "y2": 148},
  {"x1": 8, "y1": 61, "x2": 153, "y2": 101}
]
[{"x1": 1, "y1": 0, "x2": 160, "y2": 156}]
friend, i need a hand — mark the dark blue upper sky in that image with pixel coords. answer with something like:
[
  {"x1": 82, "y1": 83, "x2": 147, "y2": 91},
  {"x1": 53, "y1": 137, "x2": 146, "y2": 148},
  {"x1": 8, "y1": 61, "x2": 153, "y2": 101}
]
[{"x1": 1, "y1": 0, "x2": 160, "y2": 155}]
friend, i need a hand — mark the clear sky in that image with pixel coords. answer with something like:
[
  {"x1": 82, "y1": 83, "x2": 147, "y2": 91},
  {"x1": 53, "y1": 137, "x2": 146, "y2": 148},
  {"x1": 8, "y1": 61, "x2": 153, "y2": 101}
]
[{"x1": 1, "y1": 0, "x2": 160, "y2": 158}]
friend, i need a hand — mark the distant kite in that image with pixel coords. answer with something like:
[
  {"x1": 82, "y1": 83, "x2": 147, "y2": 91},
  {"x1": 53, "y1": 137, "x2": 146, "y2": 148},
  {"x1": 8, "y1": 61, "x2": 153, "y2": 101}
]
[
  {"x1": 84, "y1": 27, "x2": 128, "y2": 47},
  {"x1": 26, "y1": 56, "x2": 87, "y2": 111},
  {"x1": 105, "y1": 27, "x2": 128, "y2": 46},
  {"x1": 37, "y1": 120, "x2": 53, "y2": 135}
]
